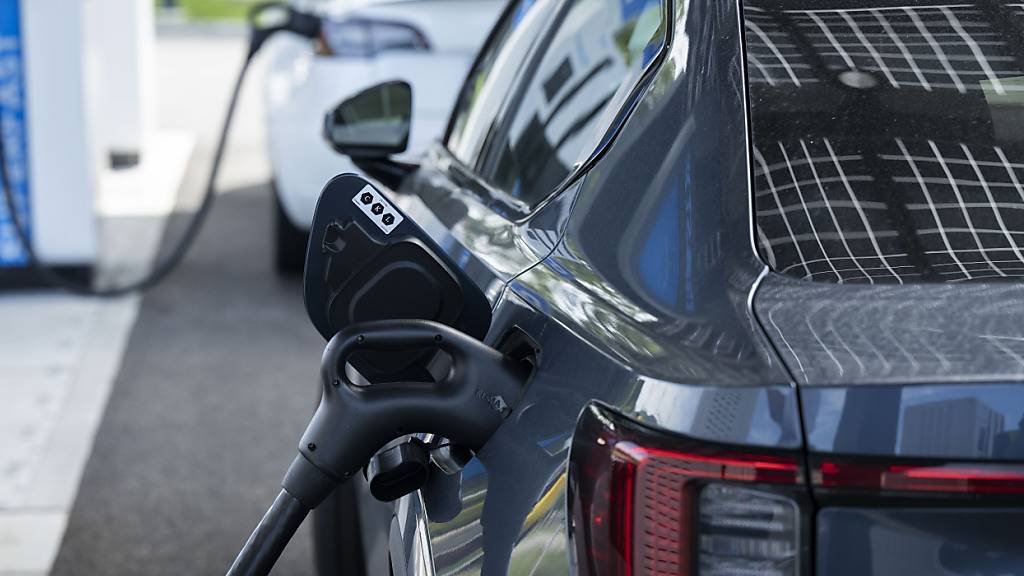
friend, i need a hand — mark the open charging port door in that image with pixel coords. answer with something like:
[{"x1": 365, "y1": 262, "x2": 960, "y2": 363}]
[{"x1": 303, "y1": 173, "x2": 492, "y2": 381}]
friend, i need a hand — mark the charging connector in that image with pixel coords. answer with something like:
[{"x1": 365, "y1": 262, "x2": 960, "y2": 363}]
[{"x1": 226, "y1": 319, "x2": 530, "y2": 576}]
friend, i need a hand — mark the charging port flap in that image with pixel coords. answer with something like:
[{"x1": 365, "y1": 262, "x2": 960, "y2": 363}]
[{"x1": 303, "y1": 174, "x2": 492, "y2": 379}]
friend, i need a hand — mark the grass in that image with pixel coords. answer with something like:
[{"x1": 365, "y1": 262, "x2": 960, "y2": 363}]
[{"x1": 158, "y1": 0, "x2": 264, "y2": 21}]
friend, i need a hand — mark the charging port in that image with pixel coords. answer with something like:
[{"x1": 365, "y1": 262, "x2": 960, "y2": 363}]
[{"x1": 496, "y1": 326, "x2": 541, "y2": 379}]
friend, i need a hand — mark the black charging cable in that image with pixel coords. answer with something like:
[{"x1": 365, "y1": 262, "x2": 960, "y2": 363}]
[{"x1": 0, "y1": 3, "x2": 320, "y2": 297}]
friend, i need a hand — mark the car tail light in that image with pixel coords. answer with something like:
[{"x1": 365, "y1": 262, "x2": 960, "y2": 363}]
[
  {"x1": 317, "y1": 17, "x2": 430, "y2": 58},
  {"x1": 568, "y1": 403, "x2": 809, "y2": 576},
  {"x1": 698, "y1": 485, "x2": 801, "y2": 576},
  {"x1": 813, "y1": 458, "x2": 1024, "y2": 495}
]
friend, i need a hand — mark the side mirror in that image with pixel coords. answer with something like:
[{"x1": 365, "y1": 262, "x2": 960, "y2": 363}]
[
  {"x1": 323, "y1": 81, "x2": 412, "y2": 159},
  {"x1": 303, "y1": 174, "x2": 491, "y2": 380}
]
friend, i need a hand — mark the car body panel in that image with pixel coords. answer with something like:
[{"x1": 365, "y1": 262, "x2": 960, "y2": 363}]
[
  {"x1": 505, "y1": 0, "x2": 788, "y2": 389},
  {"x1": 736, "y1": 1, "x2": 1024, "y2": 573},
  {"x1": 415, "y1": 291, "x2": 801, "y2": 575},
  {"x1": 345, "y1": 0, "x2": 1024, "y2": 574},
  {"x1": 741, "y1": 0, "x2": 1024, "y2": 467},
  {"x1": 742, "y1": 0, "x2": 1024, "y2": 388},
  {"x1": 756, "y1": 276, "x2": 1024, "y2": 386}
]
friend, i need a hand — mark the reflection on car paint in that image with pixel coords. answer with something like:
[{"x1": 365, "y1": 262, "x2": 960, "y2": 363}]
[
  {"x1": 757, "y1": 277, "x2": 1024, "y2": 384},
  {"x1": 804, "y1": 382, "x2": 1024, "y2": 459},
  {"x1": 745, "y1": 0, "x2": 1024, "y2": 284}
]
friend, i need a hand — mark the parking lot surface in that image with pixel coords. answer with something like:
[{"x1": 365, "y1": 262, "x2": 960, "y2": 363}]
[{"x1": 52, "y1": 182, "x2": 320, "y2": 576}]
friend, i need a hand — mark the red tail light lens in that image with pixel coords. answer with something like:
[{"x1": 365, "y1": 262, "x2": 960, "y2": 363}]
[
  {"x1": 568, "y1": 404, "x2": 1024, "y2": 576},
  {"x1": 814, "y1": 459, "x2": 1024, "y2": 494},
  {"x1": 568, "y1": 403, "x2": 808, "y2": 576}
]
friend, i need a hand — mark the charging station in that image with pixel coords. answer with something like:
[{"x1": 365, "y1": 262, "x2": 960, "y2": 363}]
[{"x1": 0, "y1": 0, "x2": 157, "y2": 286}]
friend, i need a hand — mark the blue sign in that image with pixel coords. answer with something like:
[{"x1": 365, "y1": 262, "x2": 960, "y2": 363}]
[{"x1": 0, "y1": 0, "x2": 29, "y2": 266}]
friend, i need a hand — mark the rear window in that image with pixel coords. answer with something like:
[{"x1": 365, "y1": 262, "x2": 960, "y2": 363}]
[{"x1": 743, "y1": 0, "x2": 1024, "y2": 283}]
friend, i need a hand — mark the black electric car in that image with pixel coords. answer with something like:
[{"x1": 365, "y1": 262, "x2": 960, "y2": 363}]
[{"x1": 310, "y1": 0, "x2": 1024, "y2": 574}]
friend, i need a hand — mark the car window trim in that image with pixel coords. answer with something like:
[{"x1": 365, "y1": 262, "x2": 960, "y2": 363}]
[
  {"x1": 474, "y1": 0, "x2": 578, "y2": 178},
  {"x1": 439, "y1": 0, "x2": 675, "y2": 223},
  {"x1": 442, "y1": 0, "x2": 559, "y2": 149},
  {"x1": 542, "y1": 57, "x2": 614, "y2": 133}
]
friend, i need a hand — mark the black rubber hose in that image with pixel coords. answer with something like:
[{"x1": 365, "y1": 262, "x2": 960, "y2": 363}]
[
  {"x1": 0, "y1": 53, "x2": 252, "y2": 297},
  {"x1": 226, "y1": 489, "x2": 311, "y2": 576}
]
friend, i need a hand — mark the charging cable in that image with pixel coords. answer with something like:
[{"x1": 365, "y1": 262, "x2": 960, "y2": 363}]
[{"x1": 0, "y1": 3, "x2": 320, "y2": 297}]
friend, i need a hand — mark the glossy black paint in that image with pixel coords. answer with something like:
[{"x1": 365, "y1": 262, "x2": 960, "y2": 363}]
[{"x1": 745, "y1": 0, "x2": 1024, "y2": 286}]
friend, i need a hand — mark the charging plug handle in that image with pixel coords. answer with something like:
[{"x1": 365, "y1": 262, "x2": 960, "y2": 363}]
[
  {"x1": 287, "y1": 319, "x2": 525, "y2": 507},
  {"x1": 227, "y1": 320, "x2": 528, "y2": 576}
]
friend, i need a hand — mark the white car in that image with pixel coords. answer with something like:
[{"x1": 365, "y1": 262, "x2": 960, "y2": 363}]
[{"x1": 264, "y1": 0, "x2": 504, "y2": 272}]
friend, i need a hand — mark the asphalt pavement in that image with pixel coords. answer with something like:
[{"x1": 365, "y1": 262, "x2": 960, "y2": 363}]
[
  {"x1": 50, "y1": 29, "x2": 324, "y2": 576},
  {"x1": 51, "y1": 182, "x2": 322, "y2": 576}
]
